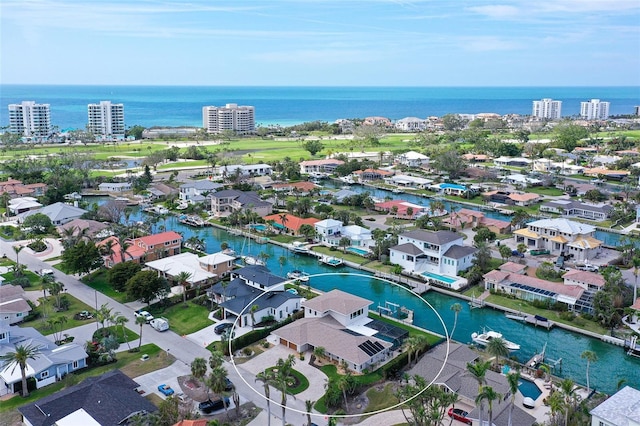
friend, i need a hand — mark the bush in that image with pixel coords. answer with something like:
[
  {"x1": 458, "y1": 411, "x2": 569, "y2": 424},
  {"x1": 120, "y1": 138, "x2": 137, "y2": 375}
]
[
  {"x1": 27, "y1": 239, "x2": 48, "y2": 252},
  {"x1": 231, "y1": 310, "x2": 304, "y2": 352},
  {"x1": 380, "y1": 350, "x2": 409, "y2": 379},
  {"x1": 559, "y1": 311, "x2": 575, "y2": 322}
]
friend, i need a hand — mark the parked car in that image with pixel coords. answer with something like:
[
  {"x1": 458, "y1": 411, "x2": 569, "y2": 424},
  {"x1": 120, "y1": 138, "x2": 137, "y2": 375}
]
[
  {"x1": 157, "y1": 384, "x2": 174, "y2": 396},
  {"x1": 448, "y1": 408, "x2": 472, "y2": 425},
  {"x1": 135, "y1": 310, "x2": 154, "y2": 324},
  {"x1": 224, "y1": 377, "x2": 234, "y2": 391},
  {"x1": 511, "y1": 250, "x2": 525, "y2": 258},
  {"x1": 199, "y1": 397, "x2": 230, "y2": 414},
  {"x1": 214, "y1": 322, "x2": 233, "y2": 335},
  {"x1": 150, "y1": 317, "x2": 169, "y2": 332}
]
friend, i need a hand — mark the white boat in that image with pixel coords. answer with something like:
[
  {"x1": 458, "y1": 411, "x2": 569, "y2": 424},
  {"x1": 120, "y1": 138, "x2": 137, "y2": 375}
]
[
  {"x1": 287, "y1": 270, "x2": 310, "y2": 282},
  {"x1": 505, "y1": 312, "x2": 527, "y2": 322},
  {"x1": 222, "y1": 248, "x2": 237, "y2": 257},
  {"x1": 144, "y1": 205, "x2": 169, "y2": 215},
  {"x1": 471, "y1": 330, "x2": 520, "y2": 351},
  {"x1": 242, "y1": 255, "x2": 266, "y2": 266},
  {"x1": 290, "y1": 241, "x2": 310, "y2": 254}
]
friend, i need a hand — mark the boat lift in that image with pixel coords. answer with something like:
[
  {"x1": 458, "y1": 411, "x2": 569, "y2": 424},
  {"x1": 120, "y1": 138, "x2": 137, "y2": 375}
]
[{"x1": 377, "y1": 301, "x2": 414, "y2": 323}]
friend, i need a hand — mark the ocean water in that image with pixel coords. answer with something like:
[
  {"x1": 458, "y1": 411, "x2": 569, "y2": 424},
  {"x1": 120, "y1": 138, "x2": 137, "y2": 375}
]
[{"x1": 1, "y1": 85, "x2": 639, "y2": 130}]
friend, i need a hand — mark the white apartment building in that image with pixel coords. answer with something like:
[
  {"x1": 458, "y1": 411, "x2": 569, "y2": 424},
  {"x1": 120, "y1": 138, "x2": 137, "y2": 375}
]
[
  {"x1": 580, "y1": 99, "x2": 610, "y2": 120},
  {"x1": 88, "y1": 101, "x2": 125, "y2": 139},
  {"x1": 532, "y1": 98, "x2": 562, "y2": 120},
  {"x1": 202, "y1": 103, "x2": 255, "y2": 134},
  {"x1": 8, "y1": 101, "x2": 51, "y2": 137}
]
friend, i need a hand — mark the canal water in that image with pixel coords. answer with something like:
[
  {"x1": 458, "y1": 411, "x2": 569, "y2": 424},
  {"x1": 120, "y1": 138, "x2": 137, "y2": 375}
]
[{"x1": 119, "y1": 206, "x2": 638, "y2": 394}]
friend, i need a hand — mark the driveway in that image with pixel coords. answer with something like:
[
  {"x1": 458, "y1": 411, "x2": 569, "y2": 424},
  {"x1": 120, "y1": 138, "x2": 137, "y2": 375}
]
[
  {"x1": 185, "y1": 313, "x2": 253, "y2": 348},
  {"x1": 133, "y1": 361, "x2": 191, "y2": 399}
]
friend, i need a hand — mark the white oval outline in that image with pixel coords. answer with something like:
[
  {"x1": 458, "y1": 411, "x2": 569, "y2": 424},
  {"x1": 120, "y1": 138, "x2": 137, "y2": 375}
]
[{"x1": 227, "y1": 272, "x2": 451, "y2": 420}]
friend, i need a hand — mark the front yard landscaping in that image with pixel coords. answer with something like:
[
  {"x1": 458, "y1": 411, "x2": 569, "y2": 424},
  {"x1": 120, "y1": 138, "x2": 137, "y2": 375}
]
[
  {"x1": 80, "y1": 269, "x2": 134, "y2": 303},
  {"x1": 151, "y1": 301, "x2": 213, "y2": 336},
  {"x1": 26, "y1": 294, "x2": 97, "y2": 335}
]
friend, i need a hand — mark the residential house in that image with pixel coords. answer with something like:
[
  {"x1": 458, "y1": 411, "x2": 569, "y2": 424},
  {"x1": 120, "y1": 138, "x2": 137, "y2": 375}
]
[
  {"x1": 19, "y1": 369, "x2": 157, "y2": 426},
  {"x1": 539, "y1": 200, "x2": 613, "y2": 221},
  {"x1": 353, "y1": 168, "x2": 394, "y2": 181},
  {"x1": 461, "y1": 153, "x2": 490, "y2": 162},
  {"x1": 389, "y1": 230, "x2": 476, "y2": 290},
  {"x1": 409, "y1": 342, "x2": 536, "y2": 426},
  {"x1": 207, "y1": 265, "x2": 302, "y2": 327},
  {"x1": 98, "y1": 231, "x2": 183, "y2": 267},
  {"x1": 330, "y1": 189, "x2": 358, "y2": 203},
  {"x1": 271, "y1": 181, "x2": 319, "y2": 196},
  {"x1": 501, "y1": 173, "x2": 543, "y2": 187},
  {"x1": 0, "y1": 179, "x2": 47, "y2": 198},
  {"x1": 483, "y1": 190, "x2": 541, "y2": 206},
  {"x1": 533, "y1": 159, "x2": 584, "y2": 175},
  {"x1": 210, "y1": 190, "x2": 273, "y2": 218},
  {"x1": 483, "y1": 264, "x2": 586, "y2": 312},
  {"x1": 562, "y1": 269, "x2": 605, "y2": 292},
  {"x1": 328, "y1": 151, "x2": 393, "y2": 163},
  {"x1": 213, "y1": 164, "x2": 273, "y2": 179},
  {"x1": 444, "y1": 208, "x2": 512, "y2": 234},
  {"x1": 583, "y1": 168, "x2": 630, "y2": 180},
  {"x1": 299, "y1": 159, "x2": 344, "y2": 175},
  {"x1": 395, "y1": 117, "x2": 426, "y2": 132},
  {"x1": 374, "y1": 200, "x2": 427, "y2": 219},
  {"x1": 0, "y1": 324, "x2": 88, "y2": 396},
  {"x1": 314, "y1": 219, "x2": 373, "y2": 249},
  {"x1": 363, "y1": 116, "x2": 392, "y2": 127},
  {"x1": 429, "y1": 182, "x2": 477, "y2": 197},
  {"x1": 18, "y1": 202, "x2": 87, "y2": 226},
  {"x1": 0, "y1": 285, "x2": 31, "y2": 325},
  {"x1": 272, "y1": 290, "x2": 394, "y2": 373},
  {"x1": 514, "y1": 218, "x2": 602, "y2": 261},
  {"x1": 146, "y1": 182, "x2": 178, "y2": 201},
  {"x1": 7, "y1": 197, "x2": 42, "y2": 215},
  {"x1": 262, "y1": 213, "x2": 319, "y2": 236},
  {"x1": 98, "y1": 182, "x2": 132, "y2": 192},
  {"x1": 179, "y1": 179, "x2": 223, "y2": 204},
  {"x1": 57, "y1": 218, "x2": 109, "y2": 240},
  {"x1": 395, "y1": 151, "x2": 429, "y2": 168},
  {"x1": 494, "y1": 157, "x2": 532, "y2": 167},
  {"x1": 589, "y1": 386, "x2": 640, "y2": 426},
  {"x1": 145, "y1": 251, "x2": 235, "y2": 288},
  {"x1": 385, "y1": 174, "x2": 433, "y2": 189}
]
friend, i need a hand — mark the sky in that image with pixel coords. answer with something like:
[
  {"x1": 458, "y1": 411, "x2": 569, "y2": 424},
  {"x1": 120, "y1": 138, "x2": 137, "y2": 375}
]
[{"x1": 1, "y1": 0, "x2": 639, "y2": 86}]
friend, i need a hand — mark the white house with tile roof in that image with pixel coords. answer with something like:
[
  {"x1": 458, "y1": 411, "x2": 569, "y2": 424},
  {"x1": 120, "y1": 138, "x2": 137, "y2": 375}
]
[
  {"x1": 514, "y1": 218, "x2": 603, "y2": 261},
  {"x1": 590, "y1": 386, "x2": 640, "y2": 426}
]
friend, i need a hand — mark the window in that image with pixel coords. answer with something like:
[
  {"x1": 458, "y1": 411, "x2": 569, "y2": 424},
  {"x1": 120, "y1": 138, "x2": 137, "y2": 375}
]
[
  {"x1": 0, "y1": 332, "x2": 6, "y2": 340},
  {"x1": 41, "y1": 371, "x2": 49, "y2": 378},
  {"x1": 73, "y1": 360, "x2": 79, "y2": 369}
]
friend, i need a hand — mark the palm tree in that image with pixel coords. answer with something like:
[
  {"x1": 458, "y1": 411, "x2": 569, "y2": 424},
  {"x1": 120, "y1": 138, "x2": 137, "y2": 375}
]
[
  {"x1": 506, "y1": 371, "x2": 520, "y2": 426},
  {"x1": 12, "y1": 245, "x2": 24, "y2": 271},
  {"x1": 278, "y1": 255, "x2": 287, "y2": 275},
  {"x1": 274, "y1": 355, "x2": 296, "y2": 426},
  {"x1": 581, "y1": 350, "x2": 598, "y2": 394},
  {"x1": 175, "y1": 271, "x2": 193, "y2": 305},
  {"x1": 207, "y1": 365, "x2": 230, "y2": 418},
  {"x1": 486, "y1": 337, "x2": 510, "y2": 369},
  {"x1": 476, "y1": 385, "x2": 501, "y2": 426},
  {"x1": 250, "y1": 304, "x2": 259, "y2": 328},
  {"x1": 313, "y1": 346, "x2": 325, "y2": 361},
  {"x1": 191, "y1": 357, "x2": 208, "y2": 386},
  {"x1": 209, "y1": 350, "x2": 224, "y2": 369},
  {"x1": 135, "y1": 316, "x2": 146, "y2": 351},
  {"x1": 404, "y1": 336, "x2": 420, "y2": 367},
  {"x1": 466, "y1": 360, "x2": 491, "y2": 426},
  {"x1": 450, "y1": 303, "x2": 462, "y2": 341},
  {"x1": 256, "y1": 370, "x2": 273, "y2": 426},
  {"x1": 114, "y1": 315, "x2": 130, "y2": 349},
  {"x1": 632, "y1": 256, "x2": 640, "y2": 302},
  {"x1": 0, "y1": 343, "x2": 41, "y2": 397},
  {"x1": 305, "y1": 399, "x2": 315, "y2": 426},
  {"x1": 559, "y1": 378, "x2": 577, "y2": 426}
]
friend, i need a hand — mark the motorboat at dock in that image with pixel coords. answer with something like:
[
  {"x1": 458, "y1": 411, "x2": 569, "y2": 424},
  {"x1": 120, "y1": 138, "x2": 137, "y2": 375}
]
[{"x1": 471, "y1": 329, "x2": 520, "y2": 351}]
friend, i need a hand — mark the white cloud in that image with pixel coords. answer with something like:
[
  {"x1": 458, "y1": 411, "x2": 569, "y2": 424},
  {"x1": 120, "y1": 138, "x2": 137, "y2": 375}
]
[{"x1": 467, "y1": 5, "x2": 520, "y2": 19}]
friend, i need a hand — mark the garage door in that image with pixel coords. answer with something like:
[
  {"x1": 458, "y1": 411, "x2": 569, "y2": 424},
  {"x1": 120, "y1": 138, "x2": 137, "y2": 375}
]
[
  {"x1": 288, "y1": 342, "x2": 297, "y2": 351},
  {"x1": 279, "y1": 338, "x2": 288, "y2": 346}
]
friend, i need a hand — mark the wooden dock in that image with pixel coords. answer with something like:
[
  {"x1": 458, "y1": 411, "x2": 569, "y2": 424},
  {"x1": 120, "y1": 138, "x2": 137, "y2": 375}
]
[{"x1": 525, "y1": 315, "x2": 554, "y2": 330}]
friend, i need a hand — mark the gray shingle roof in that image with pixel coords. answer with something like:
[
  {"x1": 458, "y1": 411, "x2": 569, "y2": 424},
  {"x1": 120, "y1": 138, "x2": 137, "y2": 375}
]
[
  {"x1": 19, "y1": 370, "x2": 157, "y2": 426},
  {"x1": 221, "y1": 289, "x2": 301, "y2": 315},
  {"x1": 233, "y1": 265, "x2": 286, "y2": 289},
  {"x1": 443, "y1": 244, "x2": 477, "y2": 259},
  {"x1": 401, "y1": 229, "x2": 461, "y2": 245},
  {"x1": 390, "y1": 243, "x2": 424, "y2": 255}
]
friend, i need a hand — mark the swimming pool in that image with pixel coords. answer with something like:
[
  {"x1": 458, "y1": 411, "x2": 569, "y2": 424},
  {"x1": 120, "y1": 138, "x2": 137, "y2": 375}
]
[
  {"x1": 440, "y1": 183, "x2": 467, "y2": 191},
  {"x1": 346, "y1": 247, "x2": 369, "y2": 256},
  {"x1": 421, "y1": 271, "x2": 457, "y2": 285},
  {"x1": 250, "y1": 224, "x2": 267, "y2": 232},
  {"x1": 518, "y1": 378, "x2": 542, "y2": 400}
]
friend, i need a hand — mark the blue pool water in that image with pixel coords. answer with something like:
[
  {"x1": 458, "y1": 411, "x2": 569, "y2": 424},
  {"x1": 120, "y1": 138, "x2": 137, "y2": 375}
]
[
  {"x1": 346, "y1": 247, "x2": 369, "y2": 256},
  {"x1": 440, "y1": 183, "x2": 467, "y2": 190},
  {"x1": 250, "y1": 224, "x2": 267, "y2": 232},
  {"x1": 422, "y1": 271, "x2": 457, "y2": 284},
  {"x1": 518, "y1": 378, "x2": 542, "y2": 400}
]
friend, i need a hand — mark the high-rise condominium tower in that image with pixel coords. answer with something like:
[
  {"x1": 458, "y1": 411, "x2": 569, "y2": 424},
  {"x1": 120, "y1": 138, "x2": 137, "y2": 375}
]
[
  {"x1": 532, "y1": 98, "x2": 562, "y2": 120},
  {"x1": 88, "y1": 101, "x2": 125, "y2": 139},
  {"x1": 580, "y1": 99, "x2": 610, "y2": 120},
  {"x1": 8, "y1": 101, "x2": 51, "y2": 137},
  {"x1": 202, "y1": 103, "x2": 255, "y2": 134}
]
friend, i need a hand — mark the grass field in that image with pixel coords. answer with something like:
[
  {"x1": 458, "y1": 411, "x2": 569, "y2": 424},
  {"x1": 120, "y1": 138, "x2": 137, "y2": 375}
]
[
  {"x1": 26, "y1": 294, "x2": 97, "y2": 335},
  {"x1": 152, "y1": 302, "x2": 213, "y2": 335},
  {"x1": 364, "y1": 383, "x2": 400, "y2": 413},
  {"x1": 81, "y1": 268, "x2": 134, "y2": 303}
]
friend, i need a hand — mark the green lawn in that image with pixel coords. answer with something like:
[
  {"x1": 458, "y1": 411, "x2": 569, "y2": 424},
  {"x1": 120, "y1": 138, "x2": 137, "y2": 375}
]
[
  {"x1": 320, "y1": 364, "x2": 383, "y2": 387},
  {"x1": 264, "y1": 366, "x2": 310, "y2": 395},
  {"x1": 0, "y1": 344, "x2": 171, "y2": 413},
  {"x1": 1, "y1": 270, "x2": 44, "y2": 290},
  {"x1": 81, "y1": 268, "x2": 134, "y2": 303},
  {"x1": 26, "y1": 294, "x2": 97, "y2": 336},
  {"x1": 94, "y1": 325, "x2": 139, "y2": 344},
  {"x1": 311, "y1": 246, "x2": 371, "y2": 265},
  {"x1": 365, "y1": 383, "x2": 400, "y2": 413},
  {"x1": 525, "y1": 187, "x2": 565, "y2": 196},
  {"x1": 367, "y1": 313, "x2": 442, "y2": 346},
  {"x1": 153, "y1": 302, "x2": 213, "y2": 335}
]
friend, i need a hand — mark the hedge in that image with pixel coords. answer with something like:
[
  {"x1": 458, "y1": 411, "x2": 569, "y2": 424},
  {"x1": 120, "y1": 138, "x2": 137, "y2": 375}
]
[{"x1": 230, "y1": 310, "x2": 304, "y2": 353}]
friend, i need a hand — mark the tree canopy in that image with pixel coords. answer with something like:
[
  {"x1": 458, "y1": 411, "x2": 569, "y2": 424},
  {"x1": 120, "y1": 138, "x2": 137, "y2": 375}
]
[
  {"x1": 126, "y1": 270, "x2": 169, "y2": 305},
  {"x1": 61, "y1": 240, "x2": 103, "y2": 275}
]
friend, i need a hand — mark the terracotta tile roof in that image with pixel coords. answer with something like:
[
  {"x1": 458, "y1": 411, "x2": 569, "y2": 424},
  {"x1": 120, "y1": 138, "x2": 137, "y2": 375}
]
[
  {"x1": 499, "y1": 262, "x2": 527, "y2": 273},
  {"x1": 263, "y1": 213, "x2": 319, "y2": 232},
  {"x1": 272, "y1": 181, "x2": 318, "y2": 192},
  {"x1": 137, "y1": 231, "x2": 183, "y2": 247},
  {"x1": 509, "y1": 193, "x2": 540, "y2": 202},
  {"x1": 562, "y1": 269, "x2": 606, "y2": 287},
  {"x1": 354, "y1": 168, "x2": 394, "y2": 176}
]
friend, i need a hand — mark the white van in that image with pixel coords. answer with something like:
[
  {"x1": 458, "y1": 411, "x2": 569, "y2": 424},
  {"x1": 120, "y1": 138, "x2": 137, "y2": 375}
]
[{"x1": 150, "y1": 317, "x2": 169, "y2": 332}]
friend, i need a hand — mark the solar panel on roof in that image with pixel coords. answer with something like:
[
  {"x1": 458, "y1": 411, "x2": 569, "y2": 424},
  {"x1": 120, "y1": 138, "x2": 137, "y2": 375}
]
[
  {"x1": 358, "y1": 340, "x2": 384, "y2": 357},
  {"x1": 372, "y1": 341, "x2": 385, "y2": 351}
]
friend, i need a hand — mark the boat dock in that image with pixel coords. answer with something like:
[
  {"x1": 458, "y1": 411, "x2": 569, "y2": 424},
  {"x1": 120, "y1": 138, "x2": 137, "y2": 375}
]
[
  {"x1": 526, "y1": 343, "x2": 547, "y2": 368},
  {"x1": 624, "y1": 336, "x2": 640, "y2": 357},
  {"x1": 178, "y1": 215, "x2": 209, "y2": 227},
  {"x1": 525, "y1": 315, "x2": 555, "y2": 330},
  {"x1": 318, "y1": 255, "x2": 344, "y2": 267}
]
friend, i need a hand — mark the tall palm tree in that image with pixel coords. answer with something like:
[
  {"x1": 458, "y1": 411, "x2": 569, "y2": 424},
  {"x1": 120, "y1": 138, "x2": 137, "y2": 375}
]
[
  {"x1": 12, "y1": 245, "x2": 24, "y2": 271},
  {"x1": 114, "y1": 315, "x2": 130, "y2": 349},
  {"x1": 0, "y1": 343, "x2": 41, "y2": 397},
  {"x1": 486, "y1": 337, "x2": 510, "y2": 369},
  {"x1": 250, "y1": 304, "x2": 259, "y2": 328},
  {"x1": 305, "y1": 400, "x2": 315, "y2": 426},
  {"x1": 274, "y1": 355, "x2": 296, "y2": 426},
  {"x1": 404, "y1": 336, "x2": 420, "y2": 367},
  {"x1": 256, "y1": 370, "x2": 273, "y2": 426},
  {"x1": 466, "y1": 360, "x2": 491, "y2": 426},
  {"x1": 135, "y1": 316, "x2": 146, "y2": 351},
  {"x1": 506, "y1": 371, "x2": 520, "y2": 426},
  {"x1": 450, "y1": 303, "x2": 462, "y2": 341},
  {"x1": 175, "y1": 271, "x2": 193, "y2": 305},
  {"x1": 209, "y1": 350, "x2": 224, "y2": 370},
  {"x1": 476, "y1": 385, "x2": 501, "y2": 426},
  {"x1": 208, "y1": 365, "x2": 230, "y2": 418},
  {"x1": 580, "y1": 350, "x2": 598, "y2": 394},
  {"x1": 559, "y1": 378, "x2": 576, "y2": 426},
  {"x1": 191, "y1": 357, "x2": 208, "y2": 386}
]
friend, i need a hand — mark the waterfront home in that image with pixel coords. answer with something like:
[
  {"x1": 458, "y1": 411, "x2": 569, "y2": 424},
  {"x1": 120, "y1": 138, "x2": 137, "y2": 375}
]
[
  {"x1": 483, "y1": 265, "x2": 586, "y2": 312},
  {"x1": 389, "y1": 230, "x2": 475, "y2": 290},
  {"x1": 533, "y1": 159, "x2": 584, "y2": 175},
  {"x1": 272, "y1": 290, "x2": 394, "y2": 373},
  {"x1": 0, "y1": 324, "x2": 88, "y2": 396},
  {"x1": 145, "y1": 251, "x2": 235, "y2": 288},
  {"x1": 353, "y1": 168, "x2": 394, "y2": 181},
  {"x1": 179, "y1": 179, "x2": 223, "y2": 204},
  {"x1": 590, "y1": 386, "x2": 640, "y2": 426},
  {"x1": 539, "y1": 200, "x2": 613, "y2": 221},
  {"x1": 374, "y1": 199, "x2": 427, "y2": 219},
  {"x1": 0, "y1": 179, "x2": 47, "y2": 198},
  {"x1": 482, "y1": 190, "x2": 541, "y2": 207},
  {"x1": 428, "y1": 182, "x2": 479, "y2": 197},
  {"x1": 394, "y1": 117, "x2": 426, "y2": 132},
  {"x1": 146, "y1": 182, "x2": 178, "y2": 201},
  {"x1": 272, "y1": 181, "x2": 319, "y2": 196},
  {"x1": 444, "y1": 208, "x2": 511, "y2": 234},
  {"x1": 57, "y1": 218, "x2": 109, "y2": 241},
  {"x1": 514, "y1": 218, "x2": 602, "y2": 261},
  {"x1": 314, "y1": 219, "x2": 373, "y2": 249},
  {"x1": 262, "y1": 213, "x2": 319, "y2": 236},
  {"x1": 207, "y1": 265, "x2": 302, "y2": 327},
  {"x1": 363, "y1": 116, "x2": 392, "y2": 127},
  {"x1": 299, "y1": 158, "x2": 344, "y2": 175},
  {"x1": 19, "y1": 370, "x2": 157, "y2": 426},
  {"x1": 331, "y1": 188, "x2": 358, "y2": 203},
  {"x1": 562, "y1": 269, "x2": 605, "y2": 291},
  {"x1": 494, "y1": 156, "x2": 532, "y2": 167},
  {"x1": 501, "y1": 173, "x2": 543, "y2": 187},
  {"x1": 17, "y1": 202, "x2": 87, "y2": 226},
  {"x1": 210, "y1": 189, "x2": 273, "y2": 217},
  {"x1": 0, "y1": 285, "x2": 31, "y2": 325},
  {"x1": 409, "y1": 342, "x2": 536, "y2": 426},
  {"x1": 98, "y1": 182, "x2": 132, "y2": 192},
  {"x1": 583, "y1": 167, "x2": 630, "y2": 180},
  {"x1": 385, "y1": 174, "x2": 433, "y2": 189},
  {"x1": 212, "y1": 163, "x2": 273, "y2": 179},
  {"x1": 7, "y1": 197, "x2": 42, "y2": 215},
  {"x1": 395, "y1": 151, "x2": 429, "y2": 168},
  {"x1": 98, "y1": 231, "x2": 183, "y2": 267}
]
